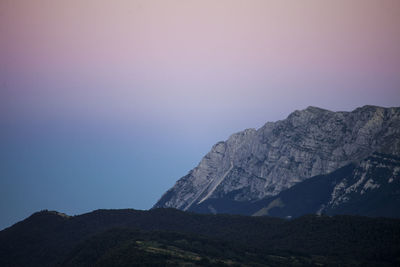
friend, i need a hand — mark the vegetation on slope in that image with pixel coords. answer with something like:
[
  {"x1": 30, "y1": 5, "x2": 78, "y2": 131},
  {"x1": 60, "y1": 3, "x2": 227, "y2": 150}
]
[{"x1": 1, "y1": 209, "x2": 399, "y2": 266}]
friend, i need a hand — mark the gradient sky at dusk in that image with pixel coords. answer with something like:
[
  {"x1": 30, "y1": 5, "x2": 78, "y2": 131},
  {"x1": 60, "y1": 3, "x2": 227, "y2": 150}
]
[{"x1": 1, "y1": 0, "x2": 400, "y2": 229}]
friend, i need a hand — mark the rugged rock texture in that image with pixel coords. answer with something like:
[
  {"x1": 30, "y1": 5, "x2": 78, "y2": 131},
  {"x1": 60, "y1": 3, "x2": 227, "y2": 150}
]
[
  {"x1": 323, "y1": 152, "x2": 400, "y2": 216},
  {"x1": 154, "y1": 105, "x2": 400, "y2": 215},
  {"x1": 249, "y1": 152, "x2": 400, "y2": 218}
]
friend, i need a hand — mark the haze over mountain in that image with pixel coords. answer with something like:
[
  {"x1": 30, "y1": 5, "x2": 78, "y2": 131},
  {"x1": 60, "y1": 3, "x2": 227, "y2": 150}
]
[{"x1": 154, "y1": 105, "x2": 400, "y2": 217}]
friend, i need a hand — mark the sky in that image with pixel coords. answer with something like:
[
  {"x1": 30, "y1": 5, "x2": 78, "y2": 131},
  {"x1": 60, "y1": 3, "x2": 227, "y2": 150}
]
[{"x1": 1, "y1": 0, "x2": 400, "y2": 230}]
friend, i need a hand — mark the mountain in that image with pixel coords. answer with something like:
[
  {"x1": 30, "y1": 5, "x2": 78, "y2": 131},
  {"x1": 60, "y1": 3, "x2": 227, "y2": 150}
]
[
  {"x1": 1, "y1": 209, "x2": 400, "y2": 266},
  {"x1": 154, "y1": 105, "x2": 400, "y2": 216}
]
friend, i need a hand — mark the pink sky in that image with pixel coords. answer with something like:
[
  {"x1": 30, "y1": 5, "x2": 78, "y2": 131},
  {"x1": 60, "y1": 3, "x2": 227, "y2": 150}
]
[{"x1": 1, "y1": 0, "x2": 400, "y2": 133}]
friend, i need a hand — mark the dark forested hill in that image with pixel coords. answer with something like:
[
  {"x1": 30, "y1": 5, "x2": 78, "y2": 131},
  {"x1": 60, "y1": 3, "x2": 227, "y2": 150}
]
[{"x1": 1, "y1": 209, "x2": 400, "y2": 266}]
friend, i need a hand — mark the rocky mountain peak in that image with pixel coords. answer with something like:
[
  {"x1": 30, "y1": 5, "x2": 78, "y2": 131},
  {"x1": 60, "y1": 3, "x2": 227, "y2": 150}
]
[{"x1": 154, "y1": 106, "x2": 400, "y2": 214}]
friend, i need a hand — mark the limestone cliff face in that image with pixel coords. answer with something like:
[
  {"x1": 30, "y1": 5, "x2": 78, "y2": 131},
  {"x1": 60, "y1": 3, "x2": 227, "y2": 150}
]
[
  {"x1": 323, "y1": 152, "x2": 400, "y2": 214},
  {"x1": 248, "y1": 152, "x2": 400, "y2": 218},
  {"x1": 154, "y1": 105, "x2": 400, "y2": 213}
]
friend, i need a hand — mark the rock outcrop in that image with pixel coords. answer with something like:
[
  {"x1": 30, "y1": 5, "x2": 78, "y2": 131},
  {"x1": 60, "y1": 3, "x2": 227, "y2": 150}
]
[{"x1": 249, "y1": 152, "x2": 400, "y2": 218}]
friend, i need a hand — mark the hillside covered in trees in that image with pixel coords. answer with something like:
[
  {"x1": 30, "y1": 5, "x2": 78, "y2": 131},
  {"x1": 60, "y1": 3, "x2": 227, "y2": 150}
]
[{"x1": 1, "y1": 208, "x2": 400, "y2": 266}]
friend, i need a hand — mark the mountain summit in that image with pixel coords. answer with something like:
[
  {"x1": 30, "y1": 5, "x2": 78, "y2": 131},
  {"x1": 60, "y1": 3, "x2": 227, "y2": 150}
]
[{"x1": 154, "y1": 105, "x2": 400, "y2": 217}]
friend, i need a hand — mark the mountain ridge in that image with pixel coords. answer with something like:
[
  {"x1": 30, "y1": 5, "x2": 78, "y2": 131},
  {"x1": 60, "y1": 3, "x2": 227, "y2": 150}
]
[{"x1": 154, "y1": 105, "x2": 400, "y2": 216}]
